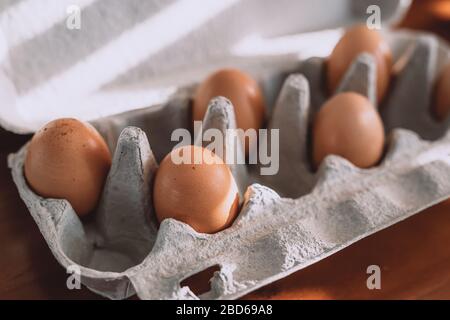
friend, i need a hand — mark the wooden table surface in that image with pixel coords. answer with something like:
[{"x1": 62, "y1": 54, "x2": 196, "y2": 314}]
[{"x1": 1, "y1": 0, "x2": 450, "y2": 300}]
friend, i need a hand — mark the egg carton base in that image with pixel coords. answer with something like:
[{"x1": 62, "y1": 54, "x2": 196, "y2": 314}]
[
  {"x1": 8, "y1": 128, "x2": 450, "y2": 299},
  {"x1": 7, "y1": 30, "x2": 450, "y2": 300}
]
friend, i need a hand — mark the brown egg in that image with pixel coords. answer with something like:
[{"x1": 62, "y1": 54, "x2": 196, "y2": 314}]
[
  {"x1": 429, "y1": 0, "x2": 450, "y2": 21},
  {"x1": 313, "y1": 92, "x2": 385, "y2": 169},
  {"x1": 153, "y1": 145, "x2": 240, "y2": 234},
  {"x1": 327, "y1": 24, "x2": 392, "y2": 102},
  {"x1": 192, "y1": 68, "x2": 266, "y2": 153},
  {"x1": 433, "y1": 63, "x2": 450, "y2": 121},
  {"x1": 24, "y1": 118, "x2": 112, "y2": 217}
]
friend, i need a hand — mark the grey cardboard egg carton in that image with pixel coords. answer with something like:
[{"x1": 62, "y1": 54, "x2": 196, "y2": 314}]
[{"x1": 8, "y1": 31, "x2": 450, "y2": 300}]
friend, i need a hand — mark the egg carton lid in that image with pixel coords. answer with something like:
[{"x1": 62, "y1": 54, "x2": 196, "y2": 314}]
[{"x1": 0, "y1": 0, "x2": 410, "y2": 134}]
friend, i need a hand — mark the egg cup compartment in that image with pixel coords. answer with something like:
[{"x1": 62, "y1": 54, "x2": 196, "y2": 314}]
[
  {"x1": 299, "y1": 32, "x2": 450, "y2": 140},
  {"x1": 8, "y1": 31, "x2": 450, "y2": 300}
]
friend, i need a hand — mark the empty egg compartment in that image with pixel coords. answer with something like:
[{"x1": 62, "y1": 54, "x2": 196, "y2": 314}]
[{"x1": 7, "y1": 30, "x2": 450, "y2": 300}]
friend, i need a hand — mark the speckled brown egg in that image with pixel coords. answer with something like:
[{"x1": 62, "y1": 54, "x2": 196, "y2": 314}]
[
  {"x1": 327, "y1": 24, "x2": 392, "y2": 102},
  {"x1": 433, "y1": 63, "x2": 450, "y2": 121},
  {"x1": 313, "y1": 92, "x2": 385, "y2": 169},
  {"x1": 192, "y1": 68, "x2": 266, "y2": 153},
  {"x1": 153, "y1": 145, "x2": 240, "y2": 234},
  {"x1": 24, "y1": 118, "x2": 112, "y2": 217}
]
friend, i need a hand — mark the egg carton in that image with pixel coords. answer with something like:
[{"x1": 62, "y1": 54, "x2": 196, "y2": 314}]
[{"x1": 8, "y1": 31, "x2": 450, "y2": 300}]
